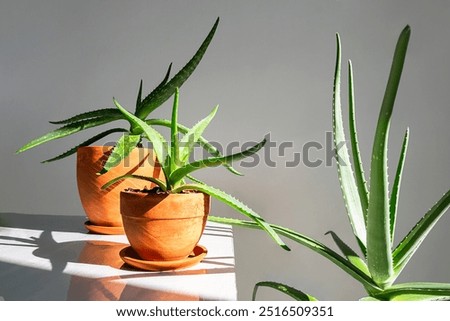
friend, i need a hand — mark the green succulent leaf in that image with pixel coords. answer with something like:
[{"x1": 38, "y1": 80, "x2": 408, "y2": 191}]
[
  {"x1": 101, "y1": 174, "x2": 167, "y2": 192},
  {"x1": 348, "y1": 60, "x2": 369, "y2": 216},
  {"x1": 48, "y1": 108, "x2": 123, "y2": 125},
  {"x1": 380, "y1": 282, "x2": 450, "y2": 301},
  {"x1": 179, "y1": 105, "x2": 218, "y2": 165},
  {"x1": 146, "y1": 118, "x2": 242, "y2": 176},
  {"x1": 98, "y1": 134, "x2": 142, "y2": 175},
  {"x1": 389, "y1": 128, "x2": 409, "y2": 244},
  {"x1": 393, "y1": 189, "x2": 450, "y2": 275},
  {"x1": 135, "y1": 80, "x2": 143, "y2": 113},
  {"x1": 41, "y1": 128, "x2": 128, "y2": 163},
  {"x1": 170, "y1": 89, "x2": 180, "y2": 173},
  {"x1": 366, "y1": 25, "x2": 410, "y2": 287},
  {"x1": 175, "y1": 185, "x2": 289, "y2": 251},
  {"x1": 252, "y1": 281, "x2": 318, "y2": 301},
  {"x1": 113, "y1": 98, "x2": 169, "y2": 180},
  {"x1": 17, "y1": 114, "x2": 124, "y2": 154},
  {"x1": 333, "y1": 33, "x2": 367, "y2": 254},
  {"x1": 325, "y1": 231, "x2": 370, "y2": 276},
  {"x1": 208, "y1": 216, "x2": 381, "y2": 293},
  {"x1": 136, "y1": 18, "x2": 219, "y2": 119},
  {"x1": 169, "y1": 139, "x2": 265, "y2": 185}
]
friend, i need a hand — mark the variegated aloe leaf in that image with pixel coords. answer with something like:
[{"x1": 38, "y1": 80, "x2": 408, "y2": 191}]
[
  {"x1": 136, "y1": 18, "x2": 219, "y2": 119},
  {"x1": 168, "y1": 139, "x2": 265, "y2": 185},
  {"x1": 366, "y1": 25, "x2": 410, "y2": 287},
  {"x1": 208, "y1": 216, "x2": 381, "y2": 294},
  {"x1": 49, "y1": 108, "x2": 122, "y2": 124},
  {"x1": 174, "y1": 185, "x2": 289, "y2": 251},
  {"x1": 393, "y1": 189, "x2": 450, "y2": 276},
  {"x1": 98, "y1": 134, "x2": 141, "y2": 175},
  {"x1": 16, "y1": 114, "x2": 123, "y2": 154},
  {"x1": 389, "y1": 128, "x2": 409, "y2": 244},
  {"x1": 333, "y1": 33, "x2": 367, "y2": 254},
  {"x1": 179, "y1": 105, "x2": 218, "y2": 165},
  {"x1": 252, "y1": 281, "x2": 317, "y2": 301},
  {"x1": 146, "y1": 118, "x2": 242, "y2": 176},
  {"x1": 42, "y1": 128, "x2": 128, "y2": 163}
]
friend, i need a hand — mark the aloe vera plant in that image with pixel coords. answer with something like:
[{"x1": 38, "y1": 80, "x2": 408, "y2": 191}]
[
  {"x1": 210, "y1": 26, "x2": 450, "y2": 300},
  {"x1": 15, "y1": 18, "x2": 235, "y2": 175},
  {"x1": 102, "y1": 88, "x2": 289, "y2": 251}
]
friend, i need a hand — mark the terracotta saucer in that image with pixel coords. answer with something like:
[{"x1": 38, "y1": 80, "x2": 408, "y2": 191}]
[
  {"x1": 119, "y1": 245, "x2": 207, "y2": 271},
  {"x1": 84, "y1": 220, "x2": 125, "y2": 235}
]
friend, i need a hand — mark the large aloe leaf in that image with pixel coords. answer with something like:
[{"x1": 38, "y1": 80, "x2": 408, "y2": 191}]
[
  {"x1": 379, "y1": 282, "x2": 450, "y2": 301},
  {"x1": 179, "y1": 105, "x2": 218, "y2": 165},
  {"x1": 393, "y1": 189, "x2": 450, "y2": 276},
  {"x1": 98, "y1": 134, "x2": 141, "y2": 175},
  {"x1": 348, "y1": 60, "x2": 369, "y2": 215},
  {"x1": 325, "y1": 231, "x2": 370, "y2": 276},
  {"x1": 209, "y1": 216, "x2": 381, "y2": 294},
  {"x1": 135, "y1": 63, "x2": 172, "y2": 115},
  {"x1": 147, "y1": 118, "x2": 242, "y2": 176},
  {"x1": 136, "y1": 18, "x2": 219, "y2": 119},
  {"x1": 389, "y1": 128, "x2": 409, "y2": 243},
  {"x1": 332, "y1": 33, "x2": 367, "y2": 254},
  {"x1": 366, "y1": 25, "x2": 410, "y2": 287},
  {"x1": 16, "y1": 114, "x2": 123, "y2": 154},
  {"x1": 101, "y1": 174, "x2": 166, "y2": 192},
  {"x1": 170, "y1": 88, "x2": 180, "y2": 173},
  {"x1": 174, "y1": 184, "x2": 289, "y2": 251},
  {"x1": 42, "y1": 128, "x2": 128, "y2": 163},
  {"x1": 169, "y1": 139, "x2": 265, "y2": 185},
  {"x1": 113, "y1": 98, "x2": 169, "y2": 179},
  {"x1": 252, "y1": 281, "x2": 318, "y2": 301},
  {"x1": 49, "y1": 108, "x2": 122, "y2": 125}
]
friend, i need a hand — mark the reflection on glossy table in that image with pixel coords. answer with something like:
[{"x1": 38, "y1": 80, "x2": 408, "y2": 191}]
[{"x1": 0, "y1": 213, "x2": 236, "y2": 301}]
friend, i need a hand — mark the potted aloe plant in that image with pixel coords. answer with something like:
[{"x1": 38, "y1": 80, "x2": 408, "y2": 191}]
[
  {"x1": 212, "y1": 25, "x2": 450, "y2": 301},
  {"x1": 101, "y1": 88, "x2": 289, "y2": 270},
  {"x1": 15, "y1": 18, "x2": 239, "y2": 234}
]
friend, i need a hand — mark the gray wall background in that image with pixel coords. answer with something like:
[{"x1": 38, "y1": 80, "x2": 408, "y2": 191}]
[{"x1": 1, "y1": 0, "x2": 449, "y2": 300}]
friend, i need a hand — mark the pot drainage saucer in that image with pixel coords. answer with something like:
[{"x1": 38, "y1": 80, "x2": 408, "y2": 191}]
[
  {"x1": 119, "y1": 245, "x2": 207, "y2": 271},
  {"x1": 84, "y1": 220, "x2": 125, "y2": 235}
]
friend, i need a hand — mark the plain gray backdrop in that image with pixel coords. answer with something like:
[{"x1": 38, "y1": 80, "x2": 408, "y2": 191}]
[{"x1": 1, "y1": 0, "x2": 449, "y2": 300}]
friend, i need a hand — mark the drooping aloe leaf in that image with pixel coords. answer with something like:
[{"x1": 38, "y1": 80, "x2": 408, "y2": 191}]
[
  {"x1": 146, "y1": 118, "x2": 242, "y2": 176},
  {"x1": 101, "y1": 174, "x2": 167, "y2": 192},
  {"x1": 49, "y1": 108, "x2": 122, "y2": 124},
  {"x1": 98, "y1": 134, "x2": 141, "y2": 175},
  {"x1": 366, "y1": 25, "x2": 410, "y2": 287},
  {"x1": 332, "y1": 33, "x2": 367, "y2": 254},
  {"x1": 389, "y1": 128, "x2": 409, "y2": 243},
  {"x1": 252, "y1": 281, "x2": 318, "y2": 301},
  {"x1": 41, "y1": 128, "x2": 128, "y2": 163},
  {"x1": 325, "y1": 231, "x2": 370, "y2": 276},
  {"x1": 179, "y1": 105, "x2": 218, "y2": 165},
  {"x1": 136, "y1": 18, "x2": 219, "y2": 119},
  {"x1": 169, "y1": 139, "x2": 265, "y2": 185},
  {"x1": 379, "y1": 282, "x2": 450, "y2": 301},
  {"x1": 208, "y1": 216, "x2": 381, "y2": 294},
  {"x1": 393, "y1": 189, "x2": 450, "y2": 276},
  {"x1": 348, "y1": 60, "x2": 369, "y2": 216},
  {"x1": 175, "y1": 185, "x2": 289, "y2": 251},
  {"x1": 135, "y1": 63, "x2": 172, "y2": 115},
  {"x1": 186, "y1": 174, "x2": 205, "y2": 185},
  {"x1": 16, "y1": 114, "x2": 123, "y2": 154},
  {"x1": 113, "y1": 98, "x2": 169, "y2": 180}
]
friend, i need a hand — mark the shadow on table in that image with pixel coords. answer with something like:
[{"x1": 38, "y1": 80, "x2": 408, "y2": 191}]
[{"x1": 0, "y1": 213, "x2": 235, "y2": 300}]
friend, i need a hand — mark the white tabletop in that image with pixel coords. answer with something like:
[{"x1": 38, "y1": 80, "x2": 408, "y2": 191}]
[{"x1": 0, "y1": 213, "x2": 236, "y2": 301}]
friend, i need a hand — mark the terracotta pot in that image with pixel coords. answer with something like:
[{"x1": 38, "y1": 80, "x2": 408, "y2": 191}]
[
  {"x1": 77, "y1": 146, "x2": 162, "y2": 231},
  {"x1": 120, "y1": 190, "x2": 210, "y2": 261}
]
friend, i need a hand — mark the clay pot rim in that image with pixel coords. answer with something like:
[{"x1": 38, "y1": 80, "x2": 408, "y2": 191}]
[{"x1": 121, "y1": 188, "x2": 207, "y2": 196}]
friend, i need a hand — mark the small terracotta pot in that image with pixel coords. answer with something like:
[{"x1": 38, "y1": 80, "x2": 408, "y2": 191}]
[
  {"x1": 120, "y1": 190, "x2": 210, "y2": 261},
  {"x1": 77, "y1": 146, "x2": 162, "y2": 230}
]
